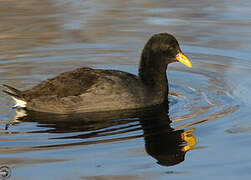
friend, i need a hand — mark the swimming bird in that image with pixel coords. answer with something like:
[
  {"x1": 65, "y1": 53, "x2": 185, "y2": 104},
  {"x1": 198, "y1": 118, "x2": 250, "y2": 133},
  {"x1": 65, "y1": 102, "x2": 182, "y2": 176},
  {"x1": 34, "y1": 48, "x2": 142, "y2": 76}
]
[{"x1": 3, "y1": 33, "x2": 192, "y2": 114}]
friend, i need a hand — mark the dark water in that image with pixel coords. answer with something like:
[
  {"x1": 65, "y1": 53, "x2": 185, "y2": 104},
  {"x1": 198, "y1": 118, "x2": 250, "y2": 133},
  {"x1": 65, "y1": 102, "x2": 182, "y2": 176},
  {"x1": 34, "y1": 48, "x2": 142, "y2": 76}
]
[{"x1": 0, "y1": 0, "x2": 251, "y2": 179}]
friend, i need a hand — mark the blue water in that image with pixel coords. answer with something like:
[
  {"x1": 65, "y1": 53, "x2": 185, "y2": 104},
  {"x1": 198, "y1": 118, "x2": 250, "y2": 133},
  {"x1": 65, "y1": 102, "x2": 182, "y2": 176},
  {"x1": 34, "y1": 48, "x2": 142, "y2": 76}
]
[{"x1": 1, "y1": 0, "x2": 251, "y2": 179}]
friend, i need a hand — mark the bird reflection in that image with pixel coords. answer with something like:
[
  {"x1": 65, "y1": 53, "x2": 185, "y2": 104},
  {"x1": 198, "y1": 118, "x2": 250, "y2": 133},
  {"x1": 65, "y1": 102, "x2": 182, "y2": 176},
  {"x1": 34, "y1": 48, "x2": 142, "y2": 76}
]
[
  {"x1": 140, "y1": 104, "x2": 196, "y2": 166},
  {"x1": 8, "y1": 102, "x2": 196, "y2": 167}
]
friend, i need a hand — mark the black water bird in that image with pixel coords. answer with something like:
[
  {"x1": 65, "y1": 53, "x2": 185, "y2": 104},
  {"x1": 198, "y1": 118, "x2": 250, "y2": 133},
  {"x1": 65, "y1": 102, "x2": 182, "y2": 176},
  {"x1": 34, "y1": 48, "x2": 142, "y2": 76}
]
[{"x1": 3, "y1": 33, "x2": 192, "y2": 114}]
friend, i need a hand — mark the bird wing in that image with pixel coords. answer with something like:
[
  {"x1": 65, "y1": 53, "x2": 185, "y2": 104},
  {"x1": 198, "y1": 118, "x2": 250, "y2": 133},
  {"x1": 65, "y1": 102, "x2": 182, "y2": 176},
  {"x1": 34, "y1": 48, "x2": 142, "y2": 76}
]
[{"x1": 22, "y1": 67, "x2": 100, "y2": 101}]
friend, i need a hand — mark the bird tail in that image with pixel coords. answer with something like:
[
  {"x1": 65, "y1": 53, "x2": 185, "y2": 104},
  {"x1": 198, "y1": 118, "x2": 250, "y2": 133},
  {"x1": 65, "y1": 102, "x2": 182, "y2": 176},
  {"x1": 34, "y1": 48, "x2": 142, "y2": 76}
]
[{"x1": 2, "y1": 84, "x2": 27, "y2": 108}]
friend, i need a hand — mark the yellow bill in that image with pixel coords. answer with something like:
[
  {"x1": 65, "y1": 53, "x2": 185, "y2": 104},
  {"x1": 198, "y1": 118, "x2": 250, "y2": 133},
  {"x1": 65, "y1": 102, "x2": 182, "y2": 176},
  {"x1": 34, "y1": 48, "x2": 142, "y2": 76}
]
[{"x1": 176, "y1": 52, "x2": 192, "y2": 68}]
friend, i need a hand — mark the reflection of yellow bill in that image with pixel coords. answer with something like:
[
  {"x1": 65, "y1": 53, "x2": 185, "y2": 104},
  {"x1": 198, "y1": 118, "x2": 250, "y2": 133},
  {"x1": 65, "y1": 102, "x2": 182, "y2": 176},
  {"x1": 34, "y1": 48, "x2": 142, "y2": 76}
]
[
  {"x1": 176, "y1": 52, "x2": 192, "y2": 68},
  {"x1": 181, "y1": 128, "x2": 196, "y2": 152}
]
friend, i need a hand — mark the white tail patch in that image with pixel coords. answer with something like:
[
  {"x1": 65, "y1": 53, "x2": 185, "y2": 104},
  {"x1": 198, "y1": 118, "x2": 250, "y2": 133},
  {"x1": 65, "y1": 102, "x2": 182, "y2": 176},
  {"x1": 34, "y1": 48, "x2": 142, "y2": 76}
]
[
  {"x1": 12, "y1": 97, "x2": 27, "y2": 108},
  {"x1": 14, "y1": 109, "x2": 27, "y2": 121}
]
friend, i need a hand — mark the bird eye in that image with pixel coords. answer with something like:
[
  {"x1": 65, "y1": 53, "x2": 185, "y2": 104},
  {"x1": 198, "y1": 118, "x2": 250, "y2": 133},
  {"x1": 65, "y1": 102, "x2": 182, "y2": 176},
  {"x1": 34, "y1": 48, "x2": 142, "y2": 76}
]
[{"x1": 162, "y1": 44, "x2": 173, "y2": 51}]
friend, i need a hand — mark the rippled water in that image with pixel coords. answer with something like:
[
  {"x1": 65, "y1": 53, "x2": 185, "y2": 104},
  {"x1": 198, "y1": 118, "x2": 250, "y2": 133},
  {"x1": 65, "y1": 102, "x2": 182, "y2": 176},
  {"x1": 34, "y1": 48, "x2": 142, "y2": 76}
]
[{"x1": 1, "y1": 0, "x2": 251, "y2": 179}]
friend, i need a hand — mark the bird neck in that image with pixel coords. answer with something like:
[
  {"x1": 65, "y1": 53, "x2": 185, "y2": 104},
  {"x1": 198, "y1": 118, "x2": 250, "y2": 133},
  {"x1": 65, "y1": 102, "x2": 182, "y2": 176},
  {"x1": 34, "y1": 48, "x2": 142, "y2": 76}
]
[{"x1": 138, "y1": 50, "x2": 168, "y2": 96}]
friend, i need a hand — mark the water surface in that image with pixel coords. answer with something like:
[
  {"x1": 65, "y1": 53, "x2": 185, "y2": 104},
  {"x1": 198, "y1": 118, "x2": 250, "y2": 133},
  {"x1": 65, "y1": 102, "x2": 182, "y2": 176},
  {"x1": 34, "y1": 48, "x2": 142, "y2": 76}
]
[{"x1": 0, "y1": 0, "x2": 251, "y2": 179}]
